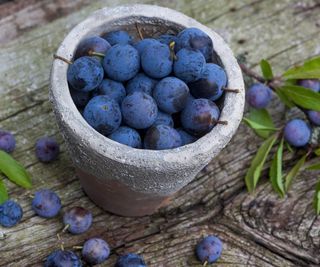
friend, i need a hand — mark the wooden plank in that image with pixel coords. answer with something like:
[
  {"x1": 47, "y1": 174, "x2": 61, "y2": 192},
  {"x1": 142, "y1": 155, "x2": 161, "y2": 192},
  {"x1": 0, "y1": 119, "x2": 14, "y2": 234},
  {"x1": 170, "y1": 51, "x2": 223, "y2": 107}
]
[{"x1": 0, "y1": 0, "x2": 319, "y2": 266}]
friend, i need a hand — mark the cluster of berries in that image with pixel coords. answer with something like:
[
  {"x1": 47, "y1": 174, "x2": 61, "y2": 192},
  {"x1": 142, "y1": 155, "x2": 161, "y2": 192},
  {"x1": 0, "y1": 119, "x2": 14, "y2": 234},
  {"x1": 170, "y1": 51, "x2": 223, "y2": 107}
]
[
  {"x1": 65, "y1": 27, "x2": 235, "y2": 150},
  {"x1": 247, "y1": 79, "x2": 320, "y2": 147}
]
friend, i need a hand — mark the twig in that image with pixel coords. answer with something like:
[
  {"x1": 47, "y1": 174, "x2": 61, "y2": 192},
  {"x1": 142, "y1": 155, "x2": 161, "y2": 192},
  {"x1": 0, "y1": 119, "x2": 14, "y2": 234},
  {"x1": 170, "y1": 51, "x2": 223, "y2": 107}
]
[{"x1": 135, "y1": 23, "x2": 144, "y2": 40}]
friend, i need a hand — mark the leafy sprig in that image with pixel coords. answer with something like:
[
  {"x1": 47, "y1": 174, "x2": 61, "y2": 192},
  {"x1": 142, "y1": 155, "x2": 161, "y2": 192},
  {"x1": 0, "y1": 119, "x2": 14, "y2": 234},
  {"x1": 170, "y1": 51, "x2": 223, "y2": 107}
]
[{"x1": 240, "y1": 56, "x2": 320, "y2": 214}]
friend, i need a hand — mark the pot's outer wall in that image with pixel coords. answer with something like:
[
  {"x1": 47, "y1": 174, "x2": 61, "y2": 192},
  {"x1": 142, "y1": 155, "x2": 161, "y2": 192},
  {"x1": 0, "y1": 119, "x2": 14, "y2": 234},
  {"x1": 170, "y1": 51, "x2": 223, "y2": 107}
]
[{"x1": 50, "y1": 5, "x2": 245, "y2": 200}]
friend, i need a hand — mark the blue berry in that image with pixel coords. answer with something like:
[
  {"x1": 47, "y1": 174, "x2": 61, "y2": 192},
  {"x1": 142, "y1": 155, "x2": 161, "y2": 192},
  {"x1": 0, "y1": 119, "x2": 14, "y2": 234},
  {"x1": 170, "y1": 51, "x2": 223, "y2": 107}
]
[
  {"x1": 82, "y1": 238, "x2": 110, "y2": 265},
  {"x1": 74, "y1": 36, "x2": 111, "y2": 59},
  {"x1": 108, "y1": 126, "x2": 142, "y2": 148},
  {"x1": 152, "y1": 111, "x2": 174, "y2": 127},
  {"x1": 189, "y1": 63, "x2": 227, "y2": 101},
  {"x1": 95, "y1": 79, "x2": 126, "y2": 104},
  {"x1": 63, "y1": 207, "x2": 92, "y2": 235},
  {"x1": 176, "y1": 28, "x2": 213, "y2": 62},
  {"x1": 153, "y1": 77, "x2": 189, "y2": 114},
  {"x1": 35, "y1": 137, "x2": 60, "y2": 163},
  {"x1": 284, "y1": 119, "x2": 311, "y2": 147},
  {"x1": 103, "y1": 44, "x2": 140, "y2": 82},
  {"x1": 141, "y1": 42, "x2": 173, "y2": 79},
  {"x1": 134, "y1": 38, "x2": 159, "y2": 54},
  {"x1": 126, "y1": 73, "x2": 157, "y2": 96},
  {"x1": 157, "y1": 34, "x2": 178, "y2": 46},
  {"x1": 307, "y1": 110, "x2": 320, "y2": 126},
  {"x1": 102, "y1": 30, "x2": 133, "y2": 46},
  {"x1": 31, "y1": 189, "x2": 61, "y2": 218},
  {"x1": 173, "y1": 48, "x2": 205, "y2": 83},
  {"x1": 67, "y1": 56, "x2": 104, "y2": 92},
  {"x1": 196, "y1": 235, "x2": 223, "y2": 264},
  {"x1": 83, "y1": 96, "x2": 122, "y2": 136},
  {"x1": 45, "y1": 250, "x2": 82, "y2": 267},
  {"x1": 0, "y1": 200, "x2": 23, "y2": 227},
  {"x1": 70, "y1": 89, "x2": 91, "y2": 108},
  {"x1": 115, "y1": 253, "x2": 147, "y2": 267},
  {"x1": 144, "y1": 125, "x2": 182, "y2": 150},
  {"x1": 121, "y1": 92, "x2": 158, "y2": 129},
  {"x1": 176, "y1": 128, "x2": 197, "y2": 145},
  {"x1": 298, "y1": 79, "x2": 320, "y2": 92},
  {"x1": 181, "y1": 98, "x2": 220, "y2": 136},
  {"x1": 246, "y1": 83, "x2": 272, "y2": 109},
  {"x1": 0, "y1": 129, "x2": 16, "y2": 153}
]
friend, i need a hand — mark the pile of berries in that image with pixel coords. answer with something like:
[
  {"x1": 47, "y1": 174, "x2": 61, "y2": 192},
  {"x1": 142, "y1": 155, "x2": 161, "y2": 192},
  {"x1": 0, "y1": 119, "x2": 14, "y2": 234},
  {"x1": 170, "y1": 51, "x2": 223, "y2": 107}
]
[
  {"x1": 247, "y1": 79, "x2": 320, "y2": 147},
  {"x1": 66, "y1": 28, "x2": 232, "y2": 150}
]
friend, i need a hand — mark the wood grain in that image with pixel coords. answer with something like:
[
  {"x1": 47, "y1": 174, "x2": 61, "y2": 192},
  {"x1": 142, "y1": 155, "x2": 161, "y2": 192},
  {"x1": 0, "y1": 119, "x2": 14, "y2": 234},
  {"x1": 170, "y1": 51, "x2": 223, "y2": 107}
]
[{"x1": 0, "y1": 0, "x2": 320, "y2": 266}]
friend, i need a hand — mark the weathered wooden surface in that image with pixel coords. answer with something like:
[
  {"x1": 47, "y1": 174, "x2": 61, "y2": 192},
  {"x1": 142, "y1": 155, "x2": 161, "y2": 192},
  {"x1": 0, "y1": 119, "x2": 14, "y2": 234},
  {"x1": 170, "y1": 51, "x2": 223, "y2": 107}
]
[{"x1": 0, "y1": 0, "x2": 320, "y2": 266}]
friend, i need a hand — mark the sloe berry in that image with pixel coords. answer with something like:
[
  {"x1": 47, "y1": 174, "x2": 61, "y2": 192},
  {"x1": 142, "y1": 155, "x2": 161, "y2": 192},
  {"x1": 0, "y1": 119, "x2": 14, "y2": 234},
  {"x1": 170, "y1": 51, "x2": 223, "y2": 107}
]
[
  {"x1": 102, "y1": 30, "x2": 133, "y2": 46},
  {"x1": 115, "y1": 253, "x2": 147, "y2": 267},
  {"x1": 121, "y1": 92, "x2": 158, "y2": 129},
  {"x1": 173, "y1": 48, "x2": 205, "y2": 83},
  {"x1": 35, "y1": 137, "x2": 60, "y2": 163},
  {"x1": 108, "y1": 126, "x2": 142, "y2": 148},
  {"x1": 307, "y1": 110, "x2": 320, "y2": 126},
  {"x1": 157, "y1": 34, "x2": 178, "y2": 46},
  {"x1": 284, "y1": 119, "x2": 311, "y2": 147},
  {"x1": 246, "y1": 83, "x2": 272, "y2": 109},
  {"x1": 70, "y1": 89, "x2": 91, "y2": 108},
  {"x1": 63, "y1": 206, "x2": 92, "y2": 235},
  {"x1": 0, "y1": 200, "x2": 23, "y2": 227},
  {"x1": 82, "y1": 238, "x2": 110, "y2": 265},
  {"x1": 74, "y1": 36, "x2": 111, "y2": 59},
  {"x1": 181, "y1": 98, "x2": 220, "y2": 136},
  {"x1": 141, "y1": 42, "x2": 173, "y2": 79},
  {"x1": 144, "y1": 125, "x2": 182, "y2": 150},
  {"x1": 0, "y1": 129, "x2": 16, "y2": 153},
  {"x1": 45, "y1": 250, "x2": 82, "y2": 267},
  {"x1": 126, "y1": 73, "x2": 157, "y2": 96},
  {"x1": 153, "y1": 77, "x2": 189, "y2": 114},
  {"x1": 83, "y1": 96, "x2": 122, "y2": 136},
  {"x1": 67, "y1": 56, "x2": 104, "y2": 92},
  {"x1": 176, "y1": 128, "x2": 197, "y2": 145},
  {"x1": 196, "y1": 235, "x2": 223, "y2": 264},
  {"x1": 103, "y1": 44, "x2": 140, "y2": 82},
  {"x1": 298, "y1": 79, "x2": 320, "y2": 92},
  {"x1": 95, "y1": 79, "x2": 126, "y2": 104},
  {"x1": 189, "y1": 63, "x2": 227, "y2": 101},
  {"x1": 176, "y1": 27, "x2": 213, "y2": 62},
  {"x1": 134, "y1": 38, "x2": 159, "y2": 54},
  {"x1": 152, "y1": 111, "x2": 174, "y2": 127},
  {"x1": 32, "y1": 189, "x2": 61, "y2": 218}
]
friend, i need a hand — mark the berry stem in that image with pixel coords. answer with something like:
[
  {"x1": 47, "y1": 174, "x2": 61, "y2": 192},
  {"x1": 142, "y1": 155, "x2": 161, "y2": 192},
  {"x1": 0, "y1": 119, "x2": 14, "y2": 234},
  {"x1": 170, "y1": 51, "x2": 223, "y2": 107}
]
[
  {"x1": 222, "y1": 88, "x2": 240, "y2": 93},
  {"x1": 73, "y1": 246, "x2": 83, "y2": 250},
  {"x1": 213, "y1": 119, "x2": 228, "y2": 125},
  {"x1": 203, "y1": 260, "x2": 208, "y2": 266},
  {"x1": 169, "y1": 41, "x2": 177, "y2": 61},
  {"x1": 88, "y1": 51, "x2": 105, "y2": 58},
  {"x1": 135, "y1": 23, "x2": 144, "y2": 40},
  {"x1": 62, "y1": 224, "x2": 70, "y2": 233},
  {"x1": 53, "y1": 54, "x2": 73, "y2": 65}
]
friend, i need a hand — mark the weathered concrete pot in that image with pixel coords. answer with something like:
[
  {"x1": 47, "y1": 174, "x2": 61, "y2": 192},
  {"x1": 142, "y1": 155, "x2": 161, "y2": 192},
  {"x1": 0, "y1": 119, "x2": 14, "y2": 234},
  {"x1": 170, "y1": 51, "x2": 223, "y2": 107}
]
[{"x1": 50, "y1": 4, "x2": 245, "y2": 217}]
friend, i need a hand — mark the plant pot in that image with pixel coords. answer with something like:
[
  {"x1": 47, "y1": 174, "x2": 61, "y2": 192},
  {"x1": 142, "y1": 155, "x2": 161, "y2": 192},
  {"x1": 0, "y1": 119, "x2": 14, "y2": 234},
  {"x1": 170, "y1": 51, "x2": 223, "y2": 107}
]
[{"x1": 50, "y1": 4, "x2": 245, "y2": 217}]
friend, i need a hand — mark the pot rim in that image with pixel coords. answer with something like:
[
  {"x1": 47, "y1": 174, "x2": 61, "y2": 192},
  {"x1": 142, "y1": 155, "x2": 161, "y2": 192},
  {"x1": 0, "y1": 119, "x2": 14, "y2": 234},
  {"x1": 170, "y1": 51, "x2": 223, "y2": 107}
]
[{"x1": 50, "y1": 4, "x2": 245, "y2": 168}]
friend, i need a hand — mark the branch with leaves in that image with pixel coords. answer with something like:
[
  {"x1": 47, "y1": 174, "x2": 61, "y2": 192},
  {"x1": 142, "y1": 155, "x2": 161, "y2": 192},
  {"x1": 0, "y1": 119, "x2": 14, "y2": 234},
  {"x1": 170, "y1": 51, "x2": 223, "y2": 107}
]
[{"x1": 240, "y1": 56, "x2": 320, "y2": 214}]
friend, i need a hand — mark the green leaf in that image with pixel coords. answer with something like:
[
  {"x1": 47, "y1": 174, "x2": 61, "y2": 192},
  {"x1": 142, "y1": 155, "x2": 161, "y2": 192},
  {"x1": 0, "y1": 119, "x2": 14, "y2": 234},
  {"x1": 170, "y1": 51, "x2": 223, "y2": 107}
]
[
  {"x1": 315, "y1": 148, "x2": 320, "y2": 156},
  {"x1": 0, "y1": 179, "x2": 8, "y2": 204},
  {"x1": 246, "y1": 109, "x2": 276, "y2": 139},
  {"x1": 280, "y1": 85, "x2": 320, "y2": 111},
  {"x1": 243, "y1": 118, "x2": 278, "y2": 131},
  {"x1": 245, "y1": 134, "x2": 278, "y2": 193},
  {"x1": 275, "y1": 88, "x2": 295, "y2": 108},
  {"x1": 0, "y1": 150, "x2": 32, "y2": 189},
  {"x1": 260, "y1": 59, "x2": 273, "y2": 80},
  {"x1": 306, "y1": 163, "x2": 320, "y2": 170},
  {"x1": 284, "y1": 154, "x2": 307, "y2": 191},
  {"x1": 283, "y1": 56, "x2": 320, "y2": 79},
  {"x1": 269, "y1": 139, "x2": 285, "y2": 197},
  {"x1": 313, "y1": 180, "x2": 320, "y2": 215}
]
